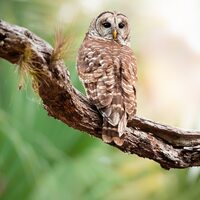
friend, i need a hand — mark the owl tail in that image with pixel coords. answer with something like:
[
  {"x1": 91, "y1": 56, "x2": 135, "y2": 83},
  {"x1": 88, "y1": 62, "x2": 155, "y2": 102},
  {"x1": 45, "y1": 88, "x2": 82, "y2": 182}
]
[{"x1": 102, "y1": 113, "x2": 127, "y2": 146}]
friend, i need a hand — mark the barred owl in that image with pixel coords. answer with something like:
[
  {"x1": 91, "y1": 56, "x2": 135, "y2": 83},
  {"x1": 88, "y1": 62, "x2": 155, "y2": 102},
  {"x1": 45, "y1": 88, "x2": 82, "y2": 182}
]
[{"x1": 77, "y1": 11, "x2": 137, "y2": 146}]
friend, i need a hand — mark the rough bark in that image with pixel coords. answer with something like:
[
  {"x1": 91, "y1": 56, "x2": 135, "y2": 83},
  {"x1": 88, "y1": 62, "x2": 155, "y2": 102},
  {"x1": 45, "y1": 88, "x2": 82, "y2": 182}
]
[{"x1": 1, "y1": 20, "x2": 200, "y2": 169}]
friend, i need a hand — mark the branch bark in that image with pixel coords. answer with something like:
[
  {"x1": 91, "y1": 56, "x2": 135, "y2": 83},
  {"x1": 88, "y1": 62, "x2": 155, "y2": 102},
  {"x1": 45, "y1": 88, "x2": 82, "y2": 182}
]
[{"x1": 1, "y1": 20, "x2": 200, "y2": 169}]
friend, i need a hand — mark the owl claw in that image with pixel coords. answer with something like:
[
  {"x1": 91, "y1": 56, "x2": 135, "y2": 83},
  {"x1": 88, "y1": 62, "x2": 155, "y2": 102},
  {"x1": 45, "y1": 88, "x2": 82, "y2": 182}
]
[
  {"x1": 102, "y1": 134, "x2": 112, "y2": 143},
  {"x1": 113, "y1": 136, "x2": 124, "y2": 146}
]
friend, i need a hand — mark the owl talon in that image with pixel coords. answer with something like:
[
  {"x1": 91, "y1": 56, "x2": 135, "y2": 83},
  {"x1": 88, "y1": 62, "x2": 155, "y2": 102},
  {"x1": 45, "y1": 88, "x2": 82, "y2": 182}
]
[
  {"x1": 102, "y1": 134, "x2": 112, "y2": 143},
  {"x1": 113, "y1": 137, "x2": 124, "y2": 146}
]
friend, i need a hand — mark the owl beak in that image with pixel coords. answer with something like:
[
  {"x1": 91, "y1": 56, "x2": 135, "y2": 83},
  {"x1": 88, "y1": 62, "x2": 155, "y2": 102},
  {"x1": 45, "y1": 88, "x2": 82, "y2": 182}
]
[{"x1": 113, "y1": 29, "x2": 117, "y2": 40}]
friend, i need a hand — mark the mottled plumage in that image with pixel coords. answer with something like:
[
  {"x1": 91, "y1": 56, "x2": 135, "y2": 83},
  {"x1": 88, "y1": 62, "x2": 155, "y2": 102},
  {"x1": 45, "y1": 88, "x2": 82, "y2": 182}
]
[{"x1": 77, "y1": 11, "x2": 137, "y2": 145}]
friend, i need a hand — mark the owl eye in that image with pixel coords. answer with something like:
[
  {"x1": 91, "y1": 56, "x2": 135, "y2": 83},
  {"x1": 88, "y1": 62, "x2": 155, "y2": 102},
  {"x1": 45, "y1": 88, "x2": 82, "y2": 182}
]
[
  {"x1": 102, "y1": 22, "x2": 111, "y2": 28},
  {"x1": 118, "y1": 22, "x2": 125, "y2": 29}
]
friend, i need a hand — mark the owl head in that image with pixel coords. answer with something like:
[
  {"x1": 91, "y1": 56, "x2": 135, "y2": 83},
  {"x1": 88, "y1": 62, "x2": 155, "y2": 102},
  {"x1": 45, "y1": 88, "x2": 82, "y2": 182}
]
[{"x1": 87, "y1": 11, "x2": 131, "y2": 46}]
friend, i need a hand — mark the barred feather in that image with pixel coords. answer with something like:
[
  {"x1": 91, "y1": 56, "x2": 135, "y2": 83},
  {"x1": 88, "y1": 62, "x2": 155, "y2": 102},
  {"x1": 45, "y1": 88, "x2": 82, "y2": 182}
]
[{"x1": 77, "y1": 36, "x2": 137, "y2": 146}]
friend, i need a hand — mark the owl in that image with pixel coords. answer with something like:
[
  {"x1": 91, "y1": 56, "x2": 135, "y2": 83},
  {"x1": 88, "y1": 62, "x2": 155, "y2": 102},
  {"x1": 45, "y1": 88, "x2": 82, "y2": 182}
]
[{"x1": 77, "y1": 11, "x2": 137, "y2": 146}]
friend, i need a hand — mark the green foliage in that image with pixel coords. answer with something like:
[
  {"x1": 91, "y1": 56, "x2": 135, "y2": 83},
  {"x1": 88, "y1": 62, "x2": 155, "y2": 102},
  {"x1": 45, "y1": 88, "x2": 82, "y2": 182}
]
[{"x1": 0, "y1": 1, "x2": 200, "y2": 200}]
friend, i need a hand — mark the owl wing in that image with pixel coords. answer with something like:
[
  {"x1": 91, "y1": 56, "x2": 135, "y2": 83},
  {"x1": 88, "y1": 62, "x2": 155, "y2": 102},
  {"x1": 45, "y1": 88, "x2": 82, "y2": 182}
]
[
  {"x1": 120, "y1": 45, "x2": 137, "y2": 117},
  {"x1": 77, "y1": 38, "x2": 123, "y2": 125}
]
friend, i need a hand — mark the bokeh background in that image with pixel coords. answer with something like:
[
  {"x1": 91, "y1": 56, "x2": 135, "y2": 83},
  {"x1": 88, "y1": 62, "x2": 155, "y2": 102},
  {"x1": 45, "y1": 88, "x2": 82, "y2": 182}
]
[{"x1": 0, "y1": 0, "x2": 200, "y2": 199}]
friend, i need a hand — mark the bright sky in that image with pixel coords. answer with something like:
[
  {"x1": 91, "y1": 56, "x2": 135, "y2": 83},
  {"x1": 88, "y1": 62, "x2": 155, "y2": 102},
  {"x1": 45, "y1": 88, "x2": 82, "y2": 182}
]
[{"x1": 153, "y1": 0, "x2": 200, "y2": 53}]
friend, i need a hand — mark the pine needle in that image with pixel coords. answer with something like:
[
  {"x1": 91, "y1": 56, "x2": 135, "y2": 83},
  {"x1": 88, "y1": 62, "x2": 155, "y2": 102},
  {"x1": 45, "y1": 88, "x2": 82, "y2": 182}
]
[{"x1": 51, "y1": 28, "x2": 72, "y2": 63}]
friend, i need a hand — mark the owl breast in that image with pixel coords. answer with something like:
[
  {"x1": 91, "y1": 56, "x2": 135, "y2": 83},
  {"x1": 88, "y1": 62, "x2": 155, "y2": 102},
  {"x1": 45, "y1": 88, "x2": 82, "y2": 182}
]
[{"x1": 77, "y1": 36, "x2": 137, "y2": 139}]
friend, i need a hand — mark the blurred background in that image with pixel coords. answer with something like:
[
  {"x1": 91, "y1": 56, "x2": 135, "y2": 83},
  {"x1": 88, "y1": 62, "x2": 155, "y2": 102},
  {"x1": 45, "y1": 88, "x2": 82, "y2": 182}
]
[{"x1": 0, "y1": 0, "x2": 200, "y2": 199}]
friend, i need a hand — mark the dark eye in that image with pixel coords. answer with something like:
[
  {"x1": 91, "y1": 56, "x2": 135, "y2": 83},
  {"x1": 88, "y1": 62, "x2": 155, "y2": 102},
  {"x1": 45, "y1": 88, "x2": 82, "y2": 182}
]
[
  {"x1": 102, "y1": 22, "x2": 111, "y2": 28},
  {"x1": 118, "y1": 22, "x2": 125, "y2": 29}
]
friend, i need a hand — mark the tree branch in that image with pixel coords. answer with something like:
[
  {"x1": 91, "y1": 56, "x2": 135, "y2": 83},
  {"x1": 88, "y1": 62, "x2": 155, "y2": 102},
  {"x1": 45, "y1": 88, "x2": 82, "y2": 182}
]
[{"x1": 1, "y1": 20, "x2": 200, "y2": 169}]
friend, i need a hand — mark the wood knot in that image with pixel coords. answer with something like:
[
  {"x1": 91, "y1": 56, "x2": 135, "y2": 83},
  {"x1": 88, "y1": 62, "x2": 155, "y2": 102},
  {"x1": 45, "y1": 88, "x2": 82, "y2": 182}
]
[{"x1": 0, "y1": 32, "x2": 6, "y2": 41}]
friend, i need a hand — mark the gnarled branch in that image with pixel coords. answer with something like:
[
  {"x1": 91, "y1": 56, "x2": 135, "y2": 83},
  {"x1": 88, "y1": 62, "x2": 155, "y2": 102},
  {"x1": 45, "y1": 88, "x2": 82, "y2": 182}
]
[{"x1": 1, "y1": 20, "x2": 200, "y2": 169}]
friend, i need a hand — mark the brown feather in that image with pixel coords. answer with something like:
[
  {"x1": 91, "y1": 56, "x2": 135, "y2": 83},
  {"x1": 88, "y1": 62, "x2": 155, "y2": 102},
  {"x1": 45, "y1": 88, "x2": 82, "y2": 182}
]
[{"x1": 77, "y1": 36, "x2": 137, "y2": 146}]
